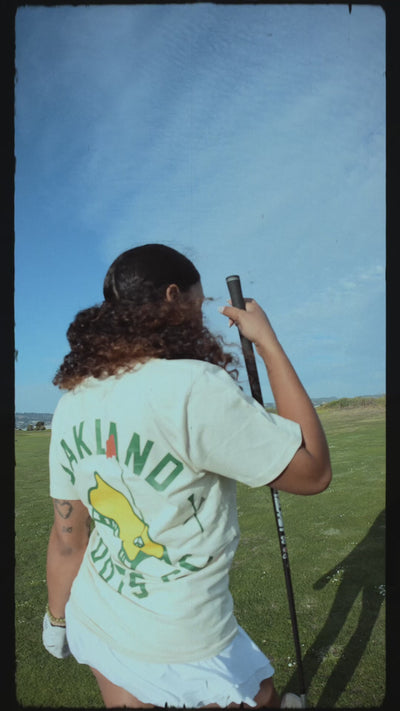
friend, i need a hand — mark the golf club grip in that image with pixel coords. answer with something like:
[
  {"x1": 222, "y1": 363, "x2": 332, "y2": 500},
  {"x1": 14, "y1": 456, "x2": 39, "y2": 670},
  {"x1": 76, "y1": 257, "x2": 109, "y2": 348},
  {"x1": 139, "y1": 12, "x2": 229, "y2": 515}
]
[{"x1": 225, "y1": 275, "x2": 263, "y2": 404}]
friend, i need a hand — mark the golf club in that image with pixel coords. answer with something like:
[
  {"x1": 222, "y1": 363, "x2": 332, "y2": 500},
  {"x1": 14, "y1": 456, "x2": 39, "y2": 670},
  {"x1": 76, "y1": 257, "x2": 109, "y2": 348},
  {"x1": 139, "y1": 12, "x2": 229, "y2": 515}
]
[{"x1": 226, "y1": 274, "x2": 307, "y2": 708}]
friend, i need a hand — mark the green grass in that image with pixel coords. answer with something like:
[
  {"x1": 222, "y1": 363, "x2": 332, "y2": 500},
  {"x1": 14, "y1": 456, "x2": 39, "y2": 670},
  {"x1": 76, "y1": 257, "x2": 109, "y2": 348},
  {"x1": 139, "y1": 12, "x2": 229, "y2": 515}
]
[
  {"x1": 15, "y1": 402, "x2": 386, "y2": 707},
  {"x1": 15, "y1": 430, "x2": 103, "y2": 708},
  {"x1": 232, "y1": 403, "x2": 386, "y2": 708}
]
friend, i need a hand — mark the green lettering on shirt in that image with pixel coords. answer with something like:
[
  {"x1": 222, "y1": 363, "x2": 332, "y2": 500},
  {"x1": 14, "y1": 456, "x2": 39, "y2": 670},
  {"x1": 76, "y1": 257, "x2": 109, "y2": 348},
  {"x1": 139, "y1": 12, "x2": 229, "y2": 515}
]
[
  {"x1": 61, "y1": 464, "x2": 75, "y2": 485},
  {"x1": 178, "y1": 554, "x2": 213, "y2": 572},
  {"x1": 145, "y1": 453, "x2": 183, "y2": 491},
  {"x1": 60, "y1": 439, "x2": 78, "y2": 473},
  {"x1": 99, "y1": 556, "x2": 115, "y2": 583},
  {"x1": 95, "y1": 419, "x2": 106, "y2": 455},
  {"x1": 128, "y1": 571, "x2": 148, "y2": 598},
  {"x1": 90, "y1": 536, "x2": 108, "y2": 563},
  {"x1": 73, "y1": 422, "x2": 92, "y2": 459},
  {"x1": 124, "y1": 433, "x2": 154, "y2": 474},
  {"x1": 161, "y1": 569, "x2": 181, "y2": 582}
]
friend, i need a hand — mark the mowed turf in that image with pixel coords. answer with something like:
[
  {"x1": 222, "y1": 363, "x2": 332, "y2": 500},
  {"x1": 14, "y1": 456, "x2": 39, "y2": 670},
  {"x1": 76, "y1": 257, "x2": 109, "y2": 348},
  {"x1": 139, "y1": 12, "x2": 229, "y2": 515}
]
[{"x1": 15, "y1": 402, "x2": 385, "y2": 707}]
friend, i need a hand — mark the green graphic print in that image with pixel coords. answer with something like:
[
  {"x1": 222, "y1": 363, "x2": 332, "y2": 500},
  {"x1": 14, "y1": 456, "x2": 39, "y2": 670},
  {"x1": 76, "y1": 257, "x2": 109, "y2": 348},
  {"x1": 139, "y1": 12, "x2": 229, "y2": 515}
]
[
  {"x1": 86, "y1": 435, "x2": 212, "y2": 598},
  {"x1": 89, "y1": 472, "x2": 166, "y2": 565},
  {"x1": 58, "y1": 424, "x2": 213, "y2": 599}
]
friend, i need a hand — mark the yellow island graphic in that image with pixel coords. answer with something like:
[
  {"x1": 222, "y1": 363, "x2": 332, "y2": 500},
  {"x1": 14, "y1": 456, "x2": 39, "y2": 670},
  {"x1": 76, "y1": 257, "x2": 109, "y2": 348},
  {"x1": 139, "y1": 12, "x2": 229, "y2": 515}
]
[{"x1": 89, "y1": 472, "x2": 165, "y2": 563}]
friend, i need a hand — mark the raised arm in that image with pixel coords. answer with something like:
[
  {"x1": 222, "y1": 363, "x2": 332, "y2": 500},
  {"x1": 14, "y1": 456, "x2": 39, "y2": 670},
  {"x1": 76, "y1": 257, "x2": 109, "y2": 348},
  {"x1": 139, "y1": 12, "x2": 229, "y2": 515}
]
[{"x1": 220, "y1": 299, "x2": 332, "y2": 495}]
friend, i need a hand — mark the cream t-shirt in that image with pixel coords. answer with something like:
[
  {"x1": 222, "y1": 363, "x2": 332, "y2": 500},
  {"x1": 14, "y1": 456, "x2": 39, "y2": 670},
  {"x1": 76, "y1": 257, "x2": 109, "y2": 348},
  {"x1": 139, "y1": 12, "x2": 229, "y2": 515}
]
[{"x1": 49, "y1": 359, "x2": 302, "y2": 662}]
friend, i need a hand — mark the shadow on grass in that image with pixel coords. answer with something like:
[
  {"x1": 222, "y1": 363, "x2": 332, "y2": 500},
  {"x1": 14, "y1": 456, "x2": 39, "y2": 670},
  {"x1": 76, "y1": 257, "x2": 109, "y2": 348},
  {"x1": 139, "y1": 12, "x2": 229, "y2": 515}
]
[{"x1": 284, "y1": 509, "x2": 385, "y2": 707}]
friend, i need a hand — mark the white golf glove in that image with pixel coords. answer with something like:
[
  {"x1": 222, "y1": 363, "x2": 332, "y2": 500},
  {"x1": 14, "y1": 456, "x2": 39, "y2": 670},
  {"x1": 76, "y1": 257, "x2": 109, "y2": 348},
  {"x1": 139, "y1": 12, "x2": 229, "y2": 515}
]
[{"x1": 42, "y1": 612, "x2": 70, "y2": 659}]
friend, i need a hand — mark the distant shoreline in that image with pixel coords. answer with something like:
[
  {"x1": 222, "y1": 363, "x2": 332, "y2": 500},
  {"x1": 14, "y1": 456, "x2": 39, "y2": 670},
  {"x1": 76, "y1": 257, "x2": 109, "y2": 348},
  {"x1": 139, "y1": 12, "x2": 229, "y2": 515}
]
[{"x1": 15, "y1": 394, "x2": 386, "y2": 430}]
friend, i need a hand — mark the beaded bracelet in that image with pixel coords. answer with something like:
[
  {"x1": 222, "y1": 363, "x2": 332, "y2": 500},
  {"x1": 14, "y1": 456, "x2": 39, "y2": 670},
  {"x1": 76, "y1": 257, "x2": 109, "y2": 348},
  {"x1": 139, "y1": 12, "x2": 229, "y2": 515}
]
[{"x1": 46, "y1": 604, "x2": 66, "y2": 627}]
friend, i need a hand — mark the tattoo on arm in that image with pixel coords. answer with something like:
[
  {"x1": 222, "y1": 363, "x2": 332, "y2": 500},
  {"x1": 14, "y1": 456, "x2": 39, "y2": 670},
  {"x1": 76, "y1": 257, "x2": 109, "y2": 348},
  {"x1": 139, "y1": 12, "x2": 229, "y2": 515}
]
[
  {"x1": 61, "y1": 517, "x2": 91, "y2": 537},
  {"x1": 53, "y1": 500, "x2": 92, "y2": 543},
  {"x1": 54, "y1": 499, "x2": 73, "y2": 519}
]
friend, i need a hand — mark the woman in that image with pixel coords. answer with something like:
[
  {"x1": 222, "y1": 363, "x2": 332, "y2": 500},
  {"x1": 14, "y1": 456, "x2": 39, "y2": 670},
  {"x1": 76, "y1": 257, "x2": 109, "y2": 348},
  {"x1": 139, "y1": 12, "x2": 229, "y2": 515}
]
[{"x1": 43, "y1": 244, "x2": 331, "y2": 708}]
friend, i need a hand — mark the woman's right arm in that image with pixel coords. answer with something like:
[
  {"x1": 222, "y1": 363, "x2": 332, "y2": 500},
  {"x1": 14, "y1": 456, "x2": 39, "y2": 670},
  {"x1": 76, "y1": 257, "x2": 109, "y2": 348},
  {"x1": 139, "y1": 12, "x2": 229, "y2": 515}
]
[{"x1": 220, "y1": 299, "x2": 332, "y2": 495}]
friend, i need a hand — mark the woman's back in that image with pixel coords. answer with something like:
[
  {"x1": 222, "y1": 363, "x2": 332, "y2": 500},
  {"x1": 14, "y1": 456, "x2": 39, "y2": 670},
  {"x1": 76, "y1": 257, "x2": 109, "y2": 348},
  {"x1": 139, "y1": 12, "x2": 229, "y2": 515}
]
[{"x1": 50, "y1": 357, "x2": 301, "y2": 662}]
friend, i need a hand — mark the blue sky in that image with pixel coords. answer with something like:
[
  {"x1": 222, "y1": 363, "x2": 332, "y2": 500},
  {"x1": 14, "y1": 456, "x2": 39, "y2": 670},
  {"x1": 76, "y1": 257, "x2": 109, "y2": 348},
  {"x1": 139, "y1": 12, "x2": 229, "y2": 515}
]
[{"x1": 14, "y1": 4, "x2": 386, "y2": 413}]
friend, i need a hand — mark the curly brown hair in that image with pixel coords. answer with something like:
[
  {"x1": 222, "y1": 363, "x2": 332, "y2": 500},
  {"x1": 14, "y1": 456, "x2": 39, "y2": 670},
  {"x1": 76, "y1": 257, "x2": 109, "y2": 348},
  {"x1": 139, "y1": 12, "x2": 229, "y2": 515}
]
[{"x1": 53, "y1": 245, "x2": 239, "y2": 390}]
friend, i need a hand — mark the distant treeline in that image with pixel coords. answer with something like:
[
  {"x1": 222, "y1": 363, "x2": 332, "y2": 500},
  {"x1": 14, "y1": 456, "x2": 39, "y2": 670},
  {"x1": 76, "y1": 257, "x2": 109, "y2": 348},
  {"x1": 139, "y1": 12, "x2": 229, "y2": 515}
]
[
  {"x1": 15, "y1": 396, "x2": 386, "y2": 429},
  {"x1": 318, "y1": 395, "x2": 386, "y2": 410},
  {"x1": 15, "y1": 413, "x2": 53, "y2": 430}
]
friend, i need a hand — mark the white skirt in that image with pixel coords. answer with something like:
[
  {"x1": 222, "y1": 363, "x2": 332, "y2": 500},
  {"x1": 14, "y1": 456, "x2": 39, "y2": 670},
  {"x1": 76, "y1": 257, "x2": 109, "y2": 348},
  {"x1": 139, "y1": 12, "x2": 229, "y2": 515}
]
[{"x1": 66, "y1": 604, "x2": 274, "y2": 708}]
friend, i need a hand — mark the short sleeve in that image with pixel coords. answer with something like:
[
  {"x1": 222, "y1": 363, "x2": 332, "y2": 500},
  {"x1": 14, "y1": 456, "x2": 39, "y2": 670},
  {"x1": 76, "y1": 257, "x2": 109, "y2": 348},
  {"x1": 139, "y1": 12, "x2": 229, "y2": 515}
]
[
  {"x1": 49, "y1": 399, "x2": 80, "y2": 500},
  {"x1": 186, "y1": 365, "x2": 302, "y2": 487}
]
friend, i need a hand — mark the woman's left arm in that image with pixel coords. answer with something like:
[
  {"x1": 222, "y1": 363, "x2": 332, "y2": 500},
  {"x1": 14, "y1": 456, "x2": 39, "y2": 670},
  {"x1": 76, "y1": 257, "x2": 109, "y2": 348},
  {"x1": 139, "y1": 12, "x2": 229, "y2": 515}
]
[{"x1": 46, "y1": 498, "x2": 91, "y2": 619}]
